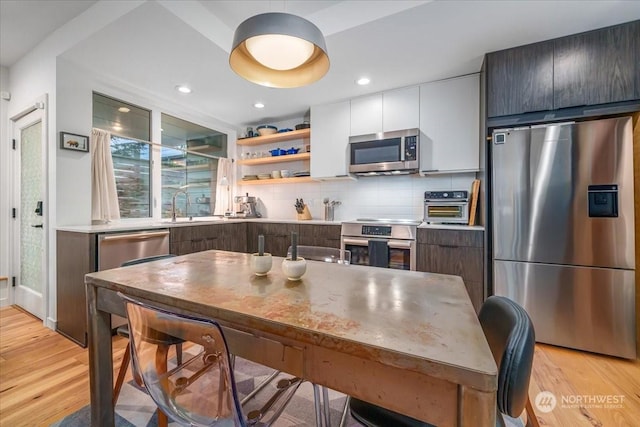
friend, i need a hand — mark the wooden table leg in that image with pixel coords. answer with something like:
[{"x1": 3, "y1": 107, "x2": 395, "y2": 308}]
[
  {"x1": 459, "y1": 385, "x2": 496, "y2": 427},
  {"x1": 87, "y1": 284, "x2": 115, "y2": 426}
]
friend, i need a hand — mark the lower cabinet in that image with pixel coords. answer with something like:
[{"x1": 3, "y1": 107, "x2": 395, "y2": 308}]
[
  {"x1": 170, "y1": 223, "x2": 247, "y2": 255},
  {"x1": 298, "y1": 224, "x2": 341, "y2": 249},
  {"x1": 416, "y1": 228, "x2": 484, "y2": 312},
  {"x1": 245, "y1": 223, "x2": 342, "y2": 257},
  {"x1": 56, "y1": 231, "x2": 97, "y2": 347},
  {"x1": 247, "y1": 223, "x2": 299, "y2": 257}
]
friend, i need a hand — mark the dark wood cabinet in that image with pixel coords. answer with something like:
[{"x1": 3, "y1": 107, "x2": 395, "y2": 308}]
[
  {"x1": 246, "y1": 222, "x2": 299, "y2": 257},
  {"x1": 486, "y1": 41, "x2": 554, "y2": 117},
  {"x1": 416, "y1": 228, "x2": 484, "y2": 312},
  {"x1": 298, "y1": 224, "x2": 341, "y2": 249},
  {"x1": 56, "y1": 231, "x2": 97, "y2": 347},
  {"x1": 170, "y1": 223, "x2": 247, "y2": 255},
  {"x1": 554, "y1": 21, "x2": 639, "y2": 108},
  {"x1": 487, "y1": 20, "x2": 640, "y2": 118}
]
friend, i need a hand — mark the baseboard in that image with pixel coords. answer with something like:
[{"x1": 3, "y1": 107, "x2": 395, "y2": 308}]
[{"x1": 46, "y1": 316, "x2": 57, "y2": 331}]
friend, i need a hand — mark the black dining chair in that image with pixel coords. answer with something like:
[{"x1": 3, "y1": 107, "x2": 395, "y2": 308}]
[{"x1": 346, "y1": 296, "x2": 538, "y2": 427}]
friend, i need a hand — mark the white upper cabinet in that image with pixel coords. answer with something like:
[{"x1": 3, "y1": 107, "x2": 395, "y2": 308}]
[
  {"x1": 419, "y1": 74, "x2": 480, "y2": 173},
  {"x1": 350, "y1": 87, "x2": 420, "y2": 136},
  {"x1": 382, "y1": 86, "x2": 420, "y2": 132},
  {"x1": 310, "y1": 100, "x2": 351, "y2": 179},
  {"x1": 350, "y1": 94, "x2": 382, "y2": 136}
]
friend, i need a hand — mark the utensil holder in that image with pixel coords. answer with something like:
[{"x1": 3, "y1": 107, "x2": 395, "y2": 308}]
[{"x1": 296, "y1": 205, "x2": 312, "y2": 220}]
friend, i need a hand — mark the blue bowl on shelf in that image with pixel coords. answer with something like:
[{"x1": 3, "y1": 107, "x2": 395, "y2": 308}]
[
  {"x1": 286, "y1": 147, "x2": 300, "y2": 155},
  {"x1": 269, "y1": 148, "x2": 286, "y2": 156},
  {"x1": 278, "y1": 128, "x2": 293, "y2": 133}
]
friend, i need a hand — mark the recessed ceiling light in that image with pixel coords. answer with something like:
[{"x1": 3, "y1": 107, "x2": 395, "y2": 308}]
[
  {"x1": 112, "y1": 124, "x2": 122, "y2": 131},
  {"x1": 254, "y1": 102, "x2": 265, "y2": 109},
  {"x1": 356, "y1": 77, "x2": 370, "y2": 85},
  {"x1": 118, "y1": 107, "x2": 130, "y2": 113},
  {"x1": 175, "y1": 85, "x2": 192, "y2": 94}
]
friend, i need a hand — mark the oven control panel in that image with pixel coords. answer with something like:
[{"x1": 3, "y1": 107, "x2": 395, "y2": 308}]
[
  {"x1": 424, "y1": 190, "x2": 468, "y2": 201},
  {"x1": 361, "y1": 225, "x2": 392, "y2": 236}
]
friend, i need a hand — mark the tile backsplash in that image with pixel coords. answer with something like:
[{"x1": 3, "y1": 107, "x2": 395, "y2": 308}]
[{"x1": 236, "y1": 173, "x2": 477, "y2": 222}]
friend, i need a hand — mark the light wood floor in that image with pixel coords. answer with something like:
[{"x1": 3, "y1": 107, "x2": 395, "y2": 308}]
[{"x1": 1, "y1": 305, "x2": 639, "y2": 426}]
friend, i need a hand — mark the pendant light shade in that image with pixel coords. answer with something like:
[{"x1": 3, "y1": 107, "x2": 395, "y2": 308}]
[{"x1": 229, "y1": 13, "x2": 329, "y2": 88}]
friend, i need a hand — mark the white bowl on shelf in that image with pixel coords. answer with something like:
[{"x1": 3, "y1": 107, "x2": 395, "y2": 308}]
[{"x1": 257, "y1": 125, "x2": 277, "y2": 136}]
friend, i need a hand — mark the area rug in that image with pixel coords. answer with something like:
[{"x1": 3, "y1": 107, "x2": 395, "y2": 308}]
[{"x1": 51, "y1": 356, "x2": 360, "y2": 427}]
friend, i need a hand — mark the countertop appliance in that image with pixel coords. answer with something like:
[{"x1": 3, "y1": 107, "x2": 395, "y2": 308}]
[
  {"x1": 348, "y1": 128, "x2": 419, "y2": 176},
  {"x1": 234, "y1": 193, "x2": 261, "y2": 218},
  {"x1": 424, "y1": 191, "x2": 469, "y2": 224},
  {"x1": 97, "y1": 230, "x2": 171, "y2": 329},
  {"x1": 492, "y1": 116, "x2": 635, "y2": 359},
  {"x1": 341, "y1": 218, "x2": 420, "y2": 270}
]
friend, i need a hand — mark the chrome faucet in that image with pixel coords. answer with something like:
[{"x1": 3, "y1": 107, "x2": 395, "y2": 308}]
[{"x1": 171, "y1": 190, "x2": 190, "y2": 222}]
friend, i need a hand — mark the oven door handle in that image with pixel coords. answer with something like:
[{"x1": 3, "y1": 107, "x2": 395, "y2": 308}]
[
  {"x1": 343, "y1": 237, "x2": 413, "y2": 249},
  {"x1": 387, "y1": 240, "x2": 412, "y2": 249},
  {"x1": 342, "y1": 237, "x2": 369, "y2": 246}
]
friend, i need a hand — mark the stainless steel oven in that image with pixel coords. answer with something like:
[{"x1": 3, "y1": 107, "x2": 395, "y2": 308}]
[
  {"x1": 340, "y1": 219, "x2": 419, "y2": 270},
  {"x1": 424, "y1": 191, "x2": 469, "y2": 224}
]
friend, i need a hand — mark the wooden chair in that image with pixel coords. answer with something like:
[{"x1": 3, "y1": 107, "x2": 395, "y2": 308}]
[{"x1": 346, "y1": 296, "x2": 539, "y2": 427}]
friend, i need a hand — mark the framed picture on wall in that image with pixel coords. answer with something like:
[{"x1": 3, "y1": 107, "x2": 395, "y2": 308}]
[{"x1": 60, "y1": 132, "x2": 89, "y2": 152}]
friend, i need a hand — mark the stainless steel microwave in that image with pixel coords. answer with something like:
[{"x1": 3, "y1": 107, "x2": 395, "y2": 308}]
[{"x1": 348, "y1": 128, "x2": 419, "y2": 176}]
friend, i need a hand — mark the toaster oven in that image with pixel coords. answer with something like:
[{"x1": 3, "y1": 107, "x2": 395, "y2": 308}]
[{"x1": 423, "y1": 191, "x2": 469, "y2": 224}]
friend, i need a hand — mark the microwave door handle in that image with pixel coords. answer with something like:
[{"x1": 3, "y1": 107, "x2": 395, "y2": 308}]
[{"x1": 400, "y1": 136, "x2": 405, "y2": 161}]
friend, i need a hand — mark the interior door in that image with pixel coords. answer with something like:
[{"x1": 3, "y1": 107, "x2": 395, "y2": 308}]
[{"x1": 12, "y1": 107, "x2": 46, "y2": 319}]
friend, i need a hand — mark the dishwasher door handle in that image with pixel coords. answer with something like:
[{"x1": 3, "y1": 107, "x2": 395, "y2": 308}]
[{"x1": 100, "y1": 230, "x2": 170, "y2": 242}]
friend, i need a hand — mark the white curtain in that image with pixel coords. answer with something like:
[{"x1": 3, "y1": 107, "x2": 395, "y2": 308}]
[
  {"x1": 91, "y1": 128, "x2": 120, "y2": 222},
  {"x1": 214, "y1": 157, "x2": 233, "y2": 216}
]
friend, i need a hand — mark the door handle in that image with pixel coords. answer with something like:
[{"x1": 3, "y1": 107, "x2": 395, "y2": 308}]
[{"x1": 31, "y1": 224, "x2": 43, "y2": 228}]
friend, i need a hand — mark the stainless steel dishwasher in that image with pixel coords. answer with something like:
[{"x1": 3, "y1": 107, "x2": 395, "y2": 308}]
[{"x1": 97, "y1": 229, "x2": 170, "y2": 328}]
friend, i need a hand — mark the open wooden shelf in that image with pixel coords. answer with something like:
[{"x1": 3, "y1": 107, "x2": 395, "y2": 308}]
[
  {"x1": 238, "y1": 152, "x2": 310, "y2": 166},
  {"x1": 238, "y1": 176, "x2": 313, "y2": 185},
  {"x1": 237, "y1": 128, "x2": 310, "y2": 146}
]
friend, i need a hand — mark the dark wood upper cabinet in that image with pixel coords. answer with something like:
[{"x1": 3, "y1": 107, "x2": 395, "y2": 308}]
[
  {"x1": 486, "y1": 41, "x2": 554, "y2": 117},
  {"x1": 487, "y1": 20, "x2": 639, "y2": 118},
  {"x1": 554, "y1": 21, "x2": 639, "y2": 108}
]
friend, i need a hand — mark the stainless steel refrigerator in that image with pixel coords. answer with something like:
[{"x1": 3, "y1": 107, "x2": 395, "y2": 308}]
[{"x1": 492, "y1": 116, "x2": 636, "y2": 359}]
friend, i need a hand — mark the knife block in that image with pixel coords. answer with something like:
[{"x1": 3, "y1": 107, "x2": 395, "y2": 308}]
[{"x1": 296, "y1": 205, "x2": 312, "y2": 220}]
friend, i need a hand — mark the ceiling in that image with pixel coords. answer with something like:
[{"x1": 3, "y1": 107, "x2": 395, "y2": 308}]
[{"x1": 2, "y1": 1, "x2": 640, "y2": 129}]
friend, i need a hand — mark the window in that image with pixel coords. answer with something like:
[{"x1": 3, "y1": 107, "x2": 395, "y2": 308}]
[
  {"x1": 161, "y1": 114, "x2": 227, "y2": 219},
  {"x1": 92, "y1": 93, "x2": 152, "y2": 218},
  {"x1": 92, "y1": 95, "x2": 228, "y2": 219}
]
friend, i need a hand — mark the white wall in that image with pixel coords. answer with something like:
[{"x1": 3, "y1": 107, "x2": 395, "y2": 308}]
[
  {"x1": 235, "y1": 117, "x2": 476, "y2": 221},
  {"x1": 240, "y1": 173, "x2": 476, "y2": 222},
  {"x1": 0, "y1": 66, "x2": 10, "y2": 305},
  {"x1": 56, "y1": 57, "x2": 239, "y2": 226}
]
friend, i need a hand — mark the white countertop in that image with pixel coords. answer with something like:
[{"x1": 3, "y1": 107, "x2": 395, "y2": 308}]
[
  {"x1": 56, "y1": 217, "x2": 342, "y2": 233},
  {"x1": 57, "y1": 218, "x2": 484, "y2": 233},
  {"x1": 418, "y1": 222, "x2": 485, "y2": 231}
]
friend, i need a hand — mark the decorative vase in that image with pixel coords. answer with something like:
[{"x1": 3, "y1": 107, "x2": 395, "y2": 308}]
[
  {"x1": 250, "y1": 253, "x2": 272, "y2": 276},
  {"x1": 281, "y1": 257, "x2": 307, "y2": 281}
]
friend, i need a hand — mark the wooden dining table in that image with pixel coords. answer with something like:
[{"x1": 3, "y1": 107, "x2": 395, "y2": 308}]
[{"x1": 84, "y1": 250, "x2": 497, "y2": 426}]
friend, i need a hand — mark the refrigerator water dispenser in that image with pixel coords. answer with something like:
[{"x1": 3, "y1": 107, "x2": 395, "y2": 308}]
[{"x1": 588, "y1": 184, "x2": 618, "y2": 217}]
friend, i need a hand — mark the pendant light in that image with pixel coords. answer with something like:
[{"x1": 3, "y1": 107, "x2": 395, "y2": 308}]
[{"x1": 229, "y1": 13, "x2": 329, "y2": 88}]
